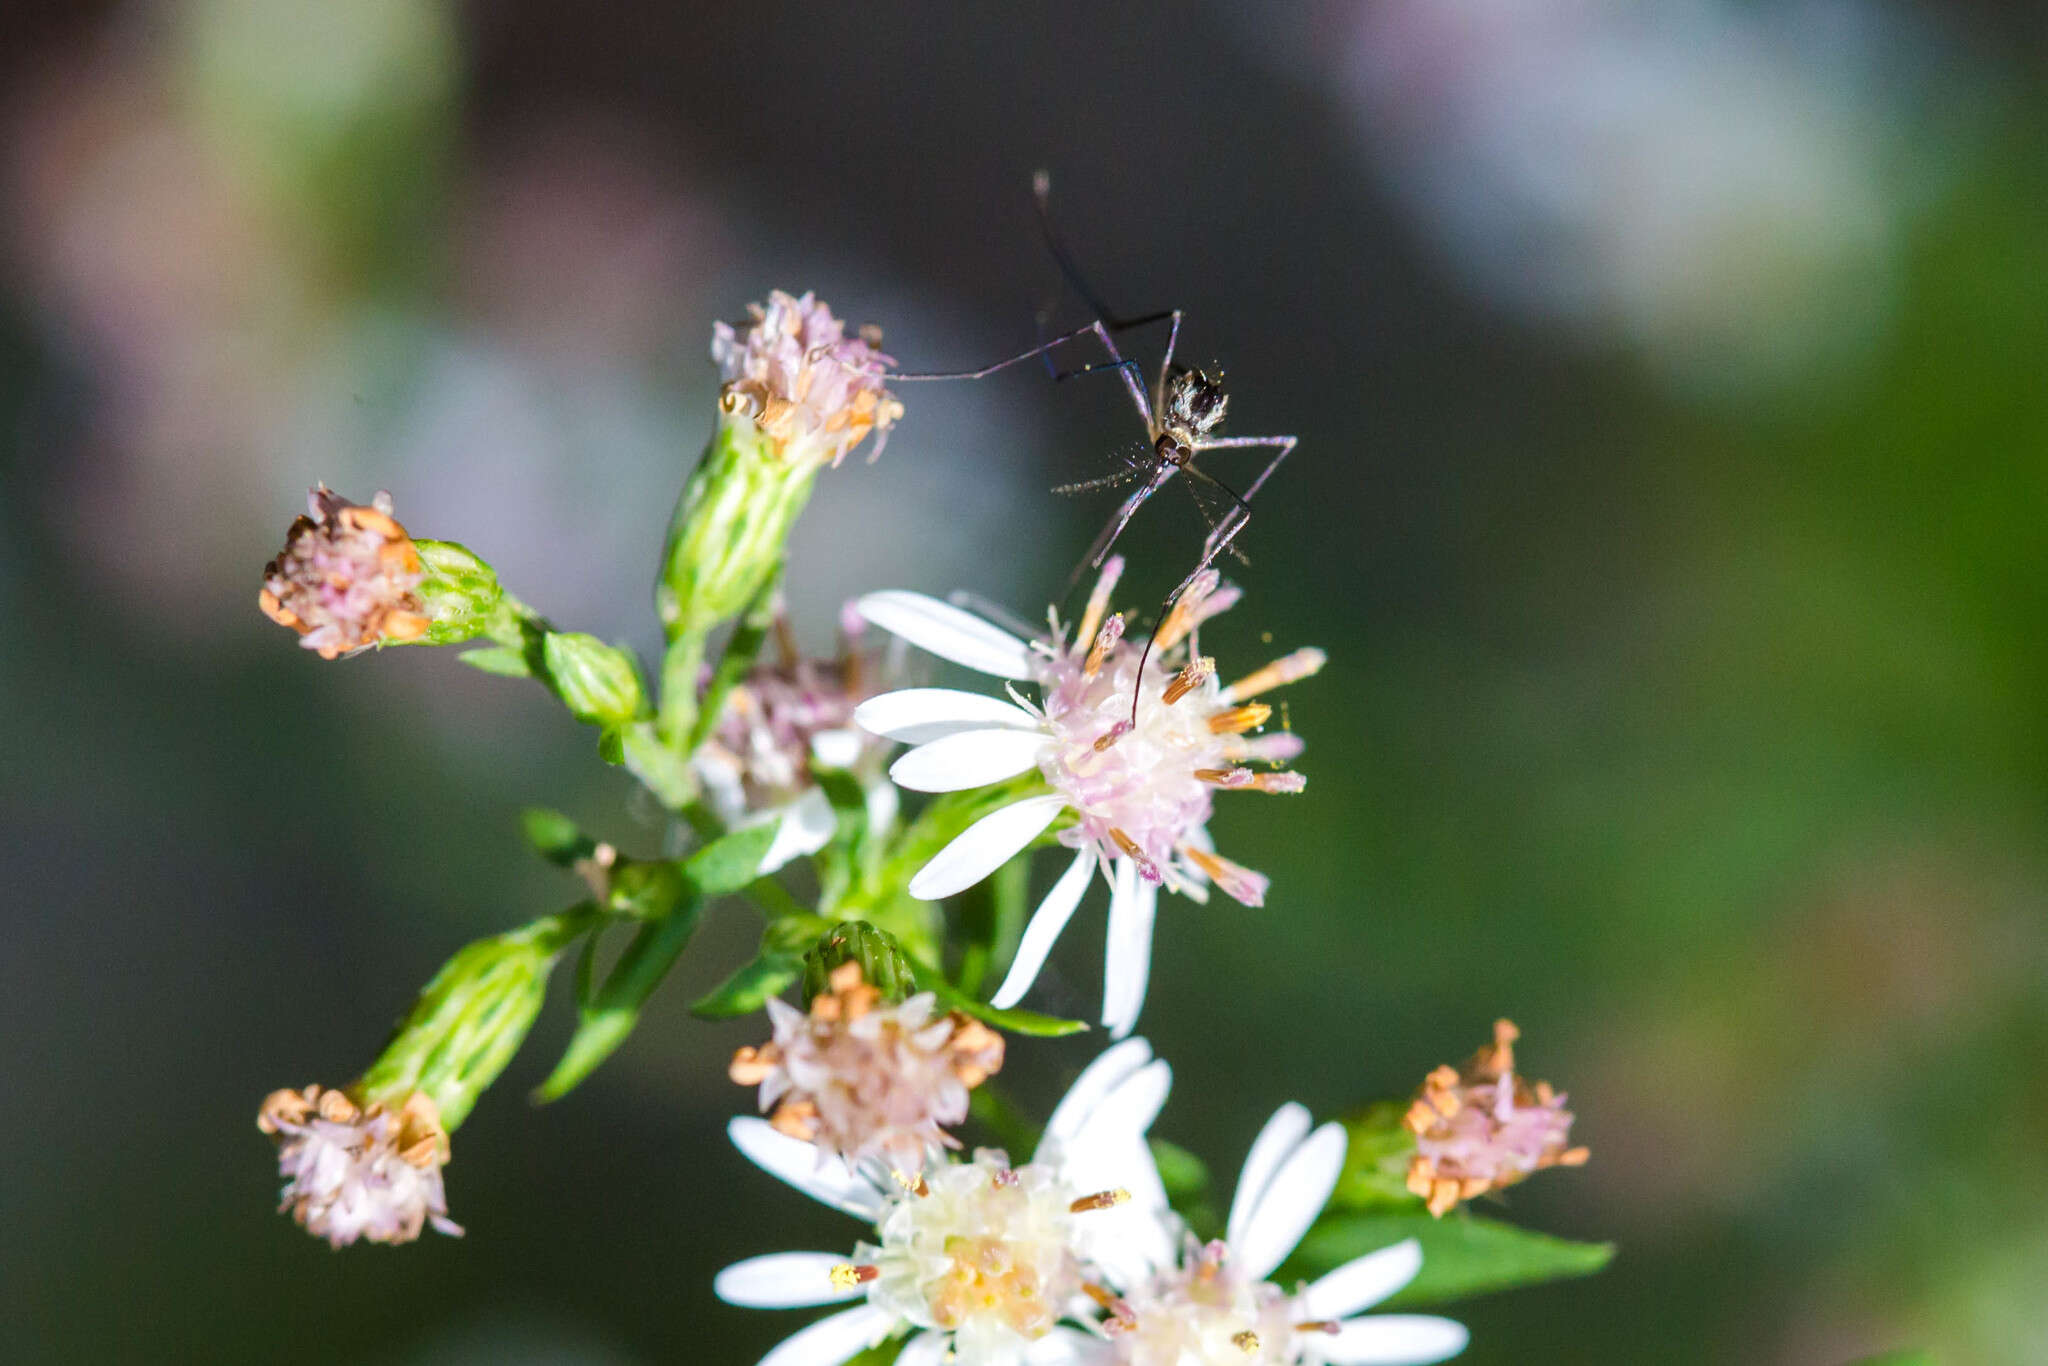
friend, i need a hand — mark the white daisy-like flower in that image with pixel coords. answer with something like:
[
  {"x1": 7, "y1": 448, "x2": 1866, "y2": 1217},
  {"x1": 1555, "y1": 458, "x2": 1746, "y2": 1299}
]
[
  {"x1": 1096, "y1": 1104, "x2": 1468, "y2": 1366},
  {"x1": 716, "y1": 1038, "x2": 1178, "y2": 1366},
  {"x1": 852, "y1": 560, "x2": 1321, "y2": 1037}
]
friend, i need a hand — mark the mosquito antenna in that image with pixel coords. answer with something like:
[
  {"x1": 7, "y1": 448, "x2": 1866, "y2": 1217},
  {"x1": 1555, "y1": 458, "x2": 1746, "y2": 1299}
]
[{"x1": 1053, "y1": 468, "x2": 1142, "y2": 496}]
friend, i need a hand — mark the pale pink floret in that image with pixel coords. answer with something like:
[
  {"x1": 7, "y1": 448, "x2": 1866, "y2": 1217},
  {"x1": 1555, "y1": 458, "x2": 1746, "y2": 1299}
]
[
  {"x1": 730, "y1": 963, "x2": 1005, "y2": 1172},
  {"x1": 259, "y1": 487, "x2": 427, "y2": 659},
  {"x1": 712, "y1": 290, "x2": 903, "y2": 468},
  {"x1": 257, "y1": 1085, "x2": 461, "y2": 1249},
  {"x1": 1405, "y1": 1020, "x2": 1589, "y2": 1216}
]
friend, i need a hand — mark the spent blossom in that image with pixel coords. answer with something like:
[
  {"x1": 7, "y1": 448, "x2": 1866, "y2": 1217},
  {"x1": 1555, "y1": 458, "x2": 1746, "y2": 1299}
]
[
  {"x1": 1100, "y1": 1104, "x2": 1467, "y2": 1366},
  {"x1": 695, "y1": 602, "x2": 896, "y2": 872},
  {"x1": 730, "y1": 962, "x2": 1007, "y2": 1173},
  {"x1": 713, "y1": 289, "x2": 904, "y2": 470},
  {"x1": 1404, "y1": 1019, "x2": 1588, "y2": 1217},
  {"x1": 716, "y1": 1039, "x2": 1177, "y2": 1366},
  {"x1": 853, "y1": 560, "x2": 1321, "y2": 1036},
  {"x1": 256, "y1": 1084, "x2": 461, "y2": 1249},
  {"x1": 259, "y1": 486, "x2": 428, "y2": 659}
]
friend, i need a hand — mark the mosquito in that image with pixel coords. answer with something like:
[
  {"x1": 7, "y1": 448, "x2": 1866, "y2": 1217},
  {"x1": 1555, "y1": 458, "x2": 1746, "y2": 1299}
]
[{"x1": 893, "y1": 172, "x2": 1299, "y2": 605}]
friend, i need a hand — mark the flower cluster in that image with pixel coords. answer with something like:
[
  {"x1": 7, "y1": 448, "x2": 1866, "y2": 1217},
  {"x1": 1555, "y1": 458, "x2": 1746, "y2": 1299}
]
[
  {"x1": 1404, "y1": 1020, "x2": 1589, "y2": 1216},
  {"x1": 259, "y1": 486, "x2": 427, "y2": 658},
  {"x1": 249, "y1": 281, "x2": 1599, "y2": 1366},
  {"x1": 731, "y1": 962, "x2": 1006, "y2": 1172},
  {"x1": 256, "y1": 1085, "x2": 460, "y2": 1249},
  {"x1": 713, "y1": 289, "x2": 904, "y2": 470}
]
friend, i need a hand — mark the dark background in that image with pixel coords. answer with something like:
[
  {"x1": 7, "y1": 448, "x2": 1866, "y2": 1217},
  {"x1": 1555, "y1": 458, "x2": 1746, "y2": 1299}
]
[{"x1": 5, "y1": 2, "x2": 2046, "y2": 1362}]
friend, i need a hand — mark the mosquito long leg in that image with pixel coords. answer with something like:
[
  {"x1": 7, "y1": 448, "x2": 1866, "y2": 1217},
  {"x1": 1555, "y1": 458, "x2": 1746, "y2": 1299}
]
[
  {"x1": 890, "y1": 320, "x2": 1119, "y2": 384},
  {"x1": 1067, "y1": 463, "x2": 1178, "y2": 595},
  {"x1": 1190, "y1": 432, "x2": 1298, "y2": 504}
]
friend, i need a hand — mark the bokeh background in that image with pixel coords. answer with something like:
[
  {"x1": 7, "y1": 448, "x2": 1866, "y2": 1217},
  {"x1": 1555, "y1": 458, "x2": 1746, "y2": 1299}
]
[{"x1": 4, "y1": 2, "x2": 2045, "y2": 1362}]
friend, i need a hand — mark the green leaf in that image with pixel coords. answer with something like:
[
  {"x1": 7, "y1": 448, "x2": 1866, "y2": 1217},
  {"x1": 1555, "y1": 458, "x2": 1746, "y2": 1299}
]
[
  {"x1": 1844, "y1": 1354, "x2": 1937, "y2": 1366},
  {"x1": 689, "y1": 951, "x2": 801, "y2": 1019},
  {"x1": 1284, "y1": 1213, "x2": 1614, "y2": 1309},
  {"x1": 683, "y1": 820, "x2": 781, "y2": 896},
  {"x1": 533, "y1": 889, "x2": 700, "y2": 1102},
  {"x1": 458, "y1": 644, "x2": 532, "y2": 677},
  {"x1": 521, "y1": 808, "x2": 596, "y2": 867},
  {"x1": 911, "y1": 964, "x2": 1088, "y2": 1037}
]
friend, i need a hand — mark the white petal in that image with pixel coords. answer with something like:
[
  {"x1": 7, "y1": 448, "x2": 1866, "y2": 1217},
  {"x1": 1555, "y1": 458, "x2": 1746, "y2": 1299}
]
[
  {"x1": 857, "y1": 591, "x2": 1033, "y2": 679},
  {"x1": 810, "y1": 728, "x2": 864, "y2": 770},
  {"x1": 855, "y1": 688, "x2": 1042, "y2": 745},
  {"x1": 895, "y1": 1332, "x2": 948, "y2": 1366},
  {"x1": 1043, "y1": 1037, "x2": 1155, "y2": 1148},
  {"x1": 1302, "y1": 1240, "x2": 1424, "y2": 1320},
  {"x1": 728, "y1": 1118, "x2": 884, "y2": 1220},
  {"x1": 1315, "y1": 1315, "x2": 1470, "y2": 1365},
  {"x1": 1226, "y1": 1102, "x2": 1312, "y2": 1247},
  {"x1": 990, "y1": 848, "x2": 1096, "y2": 1008},
  {"x1": 889, "y1": 728, "x2": 1046, "y2": 793},
  {"x1": 1067, "y1": 1058, "x2": 1172, "y2": 1154},
  {"x1": 757, "y1": 1304, "x2": 899, "y2": 1366},
  {"x1": 907, "y1": 794, "x2": 1068, "y2": 900},
  {"x1": 1099, "y1": 860, "x2": 1157, "y2": 1039},
  {"x1": 716, "y1": 1253, "x2": 864, "y2": 1308},
  {"x1": 758, "y1": 788, "x2": 838, "y2": 874},
  {"x1": 1025, "y1": 1325, "x2": 1110, "y2": 1363},
  {"x1": 1235, "y1": 1121, "x2": 1348, "y2": 1281}
]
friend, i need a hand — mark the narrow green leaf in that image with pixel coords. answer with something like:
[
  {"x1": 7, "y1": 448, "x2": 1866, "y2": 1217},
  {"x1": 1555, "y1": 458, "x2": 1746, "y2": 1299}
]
[
  {"x1": 458, "y1": 644, "x2": 532, "y2": 677},
  {"x1": 1284, "y1": 1213, "x2": 1614, "y2": 1309},
  {"x1": 533, "y1": 892, "x2": 700, "y2": 1103},
  {"x1": 689, "y1": 951, "x2": 801, "y2": 1019},
  {"x1": 1845, "y1": 1354, "x2": 1936, "y2": 1366},
  {"x1": 521, "y1": 808, "x2": 596, "y2": 867},
  {"x1": 911, "y1": 964, "x2": 1088, "y2": 1037},
  {"x1": 684, "y1": 820, "x2": 782, "y2": 896}
]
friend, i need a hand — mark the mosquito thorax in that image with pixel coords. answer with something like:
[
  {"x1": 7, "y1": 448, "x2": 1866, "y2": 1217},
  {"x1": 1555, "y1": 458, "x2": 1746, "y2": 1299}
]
[{"x1": 1160, "y1": 366, "x2": 1230, "y2": 448}]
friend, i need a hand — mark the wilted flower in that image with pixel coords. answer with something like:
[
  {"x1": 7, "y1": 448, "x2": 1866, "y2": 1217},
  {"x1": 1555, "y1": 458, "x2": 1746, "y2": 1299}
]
[
  {"x1": 730, "y1": 962, "x2": 1006, "y2": 1172},
  {"x1": 259, "y1": 486, "x2": 428, "y2": 659},
  {"x1": 1102, "y1": 1104, "x2": 1467, "y2": 1366},
  {"x1": 716, "y1": 1039, "x2": 1176, "y2": 1366},
  {"x1": 1404, "y1": 1020, "x2": 1588, "y2": 1217},
  {"x1": 854, "y1": 559, "x2": 1320, "y2": 1036},
  {"x1": 713, "y1": 290, "x2": 903, "y2": 470},
  {"x1": 256, "y1": 1084, "x2": 461, "y2": 1249},
  {"x1": 695, "y1": 602, "x2": 896, "y2": 872}
]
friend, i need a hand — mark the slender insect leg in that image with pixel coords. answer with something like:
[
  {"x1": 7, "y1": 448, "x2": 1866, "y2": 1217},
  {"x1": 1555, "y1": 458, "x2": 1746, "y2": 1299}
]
[
  {"x1": 1193, "y1": 433, "x2": 1298, "y2": 503},
  {"x1": 1066, "y1": 465, "x2": 1178, "y2": 594},
  {"x1": 890, "y1": 321, "x2": 1120, "y2": 382}
]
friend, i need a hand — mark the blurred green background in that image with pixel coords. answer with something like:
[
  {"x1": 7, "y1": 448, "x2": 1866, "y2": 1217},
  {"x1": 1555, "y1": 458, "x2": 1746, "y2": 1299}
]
[{"x1": 4, "y1": 2, "x2": 2044, "y2": 1362}]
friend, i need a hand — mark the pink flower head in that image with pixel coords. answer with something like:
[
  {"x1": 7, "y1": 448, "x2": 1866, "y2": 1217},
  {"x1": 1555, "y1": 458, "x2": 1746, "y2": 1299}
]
[
  {"x1": 259, "y1": 487, "x2": 427, "y2": 659},
  {"x1": 712, "y1": 290, "x2": 904, "y2": 468},
  {"x1": 256, "y1": 1084, "x2": 461, "y2": 1248},
  {"x1": 1405, "y1": 1019, "x2": 1590, "y2": 1216}
]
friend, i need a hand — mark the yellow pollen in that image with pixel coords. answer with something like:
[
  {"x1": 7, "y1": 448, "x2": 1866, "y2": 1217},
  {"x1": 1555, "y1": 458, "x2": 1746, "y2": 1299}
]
[
  {"x1": 1069, "y1": 1188, "x2": 1132, "y2": 1213},
  {"x1": 891, "y1": 1169, "x2": 932, "y2": 1198},
  {"x1": 1208, "y1": 703, "x2": 1271, "y2": 735},
  {"x1": 1233, "y1": 1330, "x2": 1262, "y2": 1352},
  {"x1": 1221, "y1": 648, "x2": 1327, "y2": 703},
  {"x1": 829, "y1": 1263, "x2": 880, "y2": 1289},
  {"x1": 1162, "y1": 656, "x2": 1216, "y2": 704},
  {"x1": 1076, "y1": 560, "x2": 1124, "y2": 649},
  {"x1": 1295, "y1": 1319, "x2": 1344, "y2": 1335}
]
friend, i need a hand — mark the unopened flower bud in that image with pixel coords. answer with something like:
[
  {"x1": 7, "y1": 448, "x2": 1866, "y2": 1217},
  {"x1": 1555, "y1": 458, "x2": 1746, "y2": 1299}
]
[
  {"x1": 802, "y1": 920, "x2": 918, "y2": 1005},
  {"x1": 540, "y1": 631, "x2": 649, "y2": 727},
  {"x1": 260, "y1": 487, "x2": 428, "y2": 658}
]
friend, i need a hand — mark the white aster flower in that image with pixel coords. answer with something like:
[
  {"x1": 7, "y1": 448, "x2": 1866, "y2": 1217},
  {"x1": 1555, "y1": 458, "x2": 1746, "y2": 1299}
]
[
  {"x1": 852, "y1": 560, "x2": 1320, "y2": 1038},
  {"x1": 716, "y1": 1038, "x2": 1177, "y2": 1366},
  {"x1": 1100, "y1": 1104, "x2": 1468, "y2": 1366}
]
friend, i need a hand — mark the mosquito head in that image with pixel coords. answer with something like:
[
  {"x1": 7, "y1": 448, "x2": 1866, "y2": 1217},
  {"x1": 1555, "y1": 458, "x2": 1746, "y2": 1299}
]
[{"x1": 1161, "y1": 366, "x2": 1229, "y2": 448}]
